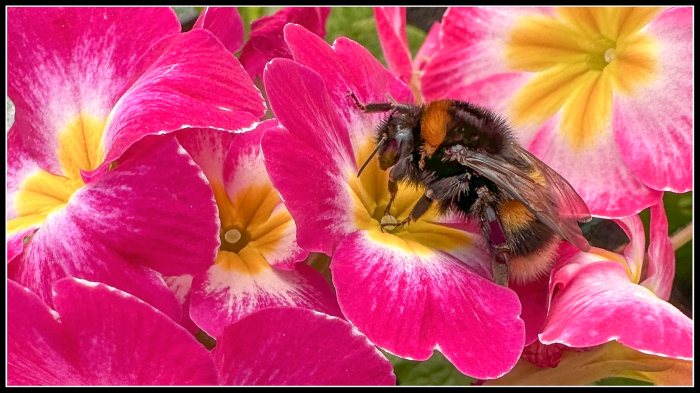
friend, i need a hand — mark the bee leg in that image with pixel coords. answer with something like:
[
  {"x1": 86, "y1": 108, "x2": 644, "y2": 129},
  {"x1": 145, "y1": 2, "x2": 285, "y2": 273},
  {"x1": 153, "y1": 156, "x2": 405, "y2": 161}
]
[
  {"x1": 383, "y1": 177, "x2": 399, "y2": 217},
  {"x1": 382, "y1": 191, "x2": 434, "y2": 231},
  {"x1": 475, "y1": 187, "x2": 511, "y2": 286},
  {"x1": 347, "y1": 91, "x2": 414, "y2": 114}
]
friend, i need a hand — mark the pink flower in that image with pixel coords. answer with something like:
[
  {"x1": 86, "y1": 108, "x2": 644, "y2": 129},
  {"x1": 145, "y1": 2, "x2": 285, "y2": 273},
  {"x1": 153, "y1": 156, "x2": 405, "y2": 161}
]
[
  {"x1": 7, "y1": 7, "x2": 265, "y2": 318},
  {"x1": 239, "y1": 7, "x2": 331, "y2": 81},
  {"x1": 541, "y1": 202, "x2": 691, "y2": 359},
  {"x1": 415, "y1": 7, "x2": 692, "y2": 218},
  {"x1": 260, "y1": 24, "x2": 525, "y2": 380},
  {"x1": 167, "y1": 120, "x2": 342, "y2": 338},
  {"x1": 8, "y1": 278, "x2": 396, "y2": 385}
]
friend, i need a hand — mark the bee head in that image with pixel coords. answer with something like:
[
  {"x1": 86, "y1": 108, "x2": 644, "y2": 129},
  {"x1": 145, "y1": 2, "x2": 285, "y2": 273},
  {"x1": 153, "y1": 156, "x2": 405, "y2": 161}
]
[{"x1": 358, "y1": 119, "x2": 414, "y2": 177}]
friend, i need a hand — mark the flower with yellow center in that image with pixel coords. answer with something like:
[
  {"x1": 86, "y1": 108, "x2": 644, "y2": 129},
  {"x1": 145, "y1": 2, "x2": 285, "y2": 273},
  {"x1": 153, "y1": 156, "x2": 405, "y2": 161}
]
[
  {"x1": 419, "y1": 7, "x2": 692, "y2": 218},
  {"x1": 170, "y1": 123, "x2": 342, "y2": 339},
  {"x1": 261, "y1": 24, "x2": 528, "y2": 380},
  {"x1": 7, "y1": 7, "x2": 265, "y2": 316}
]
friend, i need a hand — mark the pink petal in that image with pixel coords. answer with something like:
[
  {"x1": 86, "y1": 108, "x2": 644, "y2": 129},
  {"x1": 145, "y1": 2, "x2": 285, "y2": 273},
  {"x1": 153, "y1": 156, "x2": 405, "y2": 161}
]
[
  {"x1": 7, "y1": 124, "x2": 41, "y2": 220},
  {"x1": 511, "y1": 277, "x2": 549, "y2": 346},
  {"x1": 214, "y1": 307, "x2": 395, "y2": 385},
  {"x1": 420, "y1": 7, "x2": 548, "y2": 103},
  {"x1": 413, "y1": 21, "x2": 442, "y2": 72},
  {"x1": 9, "y1": 136, "x2": 220, "y2": 320},
  {"x1": 612, "y1": 212, "x2": 647, "y2": 283},
  {"x1": 8, "y1": 278, "x2": 218, "y2": 385},
  {"x1": 194, "y1": 7, "x2": 244, "y2": 54},
  {"x1": 332, "y1": 231, "x2": 524, "y2": 380},
  {"x1": 102, "y1": 29, "x2": 265, "y2": 165},
  {"x1": 374, "y1": 7, "x2": 413, "y2": 84},
  {"x1": 284, "y1": 23, "x2": 413, "y2": 147},
  {"x1": 262, "y1": 60, "x2": 358, "y2": 255},
  {"x1": 239, "y1": 7, "x2": 330, "y2": 79},
  {"x1": 7, "y1": 7, "x2": 180, "y2": 175},
  {"x1": 540, "y1": 261, "x2": 692, "y2": 360},
  {"x1": 527, "y1": 114, "x2": 663, "y2": 218},
  {"x1": 190, "y1": 261, "x2": 342, "y2": 339},
  {"x1": 641, "y1": 202, "x2": 675, "y2": 300},
  {"x1": 613, "y1": 7, "x2": 692, "y2": 192},
  {"x1": 164, "y1": 274, "x2": 200, "y2": 334}
]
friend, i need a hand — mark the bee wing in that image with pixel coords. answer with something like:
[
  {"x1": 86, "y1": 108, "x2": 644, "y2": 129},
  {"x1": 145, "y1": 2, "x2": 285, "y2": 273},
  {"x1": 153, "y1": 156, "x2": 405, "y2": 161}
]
[{"x1": 452, "y1": 145, "x2": 591, "y2": 252}]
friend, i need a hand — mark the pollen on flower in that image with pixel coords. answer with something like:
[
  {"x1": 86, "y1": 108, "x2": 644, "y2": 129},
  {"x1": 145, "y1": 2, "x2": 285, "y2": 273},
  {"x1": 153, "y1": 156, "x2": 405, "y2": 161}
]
[
  {"x1": 380, "y1": 214, "x2": 398, "y2": 231},
  {"x1": 224, "y1": 228, "x2": 242, "y2": 244},
  {"x1": 604, "y1": 48, "x2": 617, "y2": 63}
]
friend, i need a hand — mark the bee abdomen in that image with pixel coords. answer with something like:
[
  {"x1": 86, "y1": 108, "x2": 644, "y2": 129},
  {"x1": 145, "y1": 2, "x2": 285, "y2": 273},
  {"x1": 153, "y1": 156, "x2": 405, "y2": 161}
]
[{"x1": 497, "y1": 199, "x2": 559, "y2": 283}]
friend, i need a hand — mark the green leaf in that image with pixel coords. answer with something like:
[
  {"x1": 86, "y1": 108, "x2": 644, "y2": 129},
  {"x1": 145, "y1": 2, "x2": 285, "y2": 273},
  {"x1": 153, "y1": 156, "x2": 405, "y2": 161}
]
[
  {"x1": 384, "y1": 350, "x2": 477, "y2": 386},
  {"x1": 325, "y1": 8, "x2": 386, "y2": 65},
  {"x1": 595, "y1": 377, "x2": 653, "y2": 386}
]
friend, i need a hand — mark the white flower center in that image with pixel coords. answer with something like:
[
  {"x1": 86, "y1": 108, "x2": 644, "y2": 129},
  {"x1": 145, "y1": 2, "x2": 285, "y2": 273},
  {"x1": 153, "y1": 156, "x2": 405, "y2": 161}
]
[
  {"x1": 224, "y1": 229, "x2": 242, "y2": 244},
  {"x1": 604, "y1": 48, "x2": 617, "y2": 63}
]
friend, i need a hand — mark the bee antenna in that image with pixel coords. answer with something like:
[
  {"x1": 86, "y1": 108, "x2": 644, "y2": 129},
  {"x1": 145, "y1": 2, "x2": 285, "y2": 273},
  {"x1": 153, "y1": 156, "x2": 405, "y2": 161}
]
[
  {"x1": 385, "y1": 93, "x2": 398, "y2": 106},
  {"x1": 357, "y1": 136, "x2": 387, "y2": 177}
]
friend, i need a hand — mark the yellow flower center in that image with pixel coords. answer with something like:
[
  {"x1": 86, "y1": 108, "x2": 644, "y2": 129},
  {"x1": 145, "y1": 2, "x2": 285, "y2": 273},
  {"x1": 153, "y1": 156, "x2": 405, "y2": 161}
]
[
  {"x1": 348, "y1": 139, "x2": 474, "y2": 257},
  {"x1": 8, "y1": 114, "x2": 106, "y2": 234},
  {"x1": 212, "y1": 180, "x2": 294, "y2": 275},
  {"x1": 505, "y1": 7, "x2": 662, "y2": 150}
]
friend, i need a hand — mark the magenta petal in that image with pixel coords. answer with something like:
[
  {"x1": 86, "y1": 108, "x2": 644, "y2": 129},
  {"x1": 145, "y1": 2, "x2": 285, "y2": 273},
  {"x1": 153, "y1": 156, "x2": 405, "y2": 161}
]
[
  {"x1": 8, "y1": 280, "x2": 83, "y2": 385},
  {"x1": 540, "y1": 261, "x2": 692, "y2": 360},
  {"x1": 285, "y1": 24, "x2": 413, "y2": 130},
  {"x1": 9, "y1": 136, "x2": 219, "y2": 319},
  {"x1": 262, "y1": 61, "x2": 358, "y2": 255},
  {"x1": 374, "y1": 7, "x2": 413, "y2": 84},
  {"x1": 102, "y1": 29, "x2": 265, "y2": 164},
  {"x1": 190, "y1": 262, "x2": 342, "y2": 338},
  {"x1": 7, "y1": 7, "x2": 180, "y2": 174},
  {"x1": 511, "y1": 277, "x2": 549, "y2": 346},
  {"x1": 214, "y1": 307, "x2": 395, "y2": 385},
  {"x1": 239, "y1": 7, "x2": 330, "y2": 79},
  {"x1": 194, "y1": 7, "x2": 244, "y2": 54},
  {"x1": 332, "y1": 231, "x2": 524, "y2": 379},
  {"x1": 413, "y1": 21, "x2": 442, "y2": 72},
  {"x1": 7, "y1": 124, "x2": 40, "y2": 220},
  {"x1": 613, "y1": 7, "x2": 692, "y2": 192},
  {"x1": 8, "y1": 278, "x2": 218, "y2": 385},
  {"x1": 641, "y1": 202, "x2": 675, "y2": 301}
]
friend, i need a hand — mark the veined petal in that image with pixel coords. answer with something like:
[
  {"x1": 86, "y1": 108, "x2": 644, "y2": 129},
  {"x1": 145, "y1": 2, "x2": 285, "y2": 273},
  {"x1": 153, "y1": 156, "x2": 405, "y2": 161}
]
[
  {"x1": 8, "y1": 278, "x2": 218, "y2": 385},
  {"x1": 613, "y1": 7, "x2": 692, "y2": 192},
  {"x1": 194, "y1": 7, "x2": 244, "y2": 54},
  {"x1": 526, "y1": 114, "x2": 663, "y2": 218},
  {"x1": 285, "y1": 23, "x2": 413, "y2": 148},
  {"x1": 102, "y1": 29, "x2": 265, "y2": 165},
  {"x1": 374, "y1": 7, "x2": 413, "y2": 84},
  {"x1": 9, "y1": 137, "x2": 220, "y2": 319},
  {"x1": 262, "y1": 59, "x2": 358, "y2": 255},
  {"x1": 190, "y1": 257, "x2": 341, "y2": 338},
  {"x1": 7, "y1": 7, "x2": 180, "y2": 175},
  {"x1": 420, "y1": 7, "x2": 549, "y2": 103},
  {"x1": 641, "y1": 202, "x2": 674, "y2": 300},
  {"x1": 214, "y1": 307, "x2": 396, "y2": 385},
  {"x1": 540, "y1": 261, "x2": 692, "y2": 360},
  {"x1": 332, "y1": 231, "x2": 524, "y2": 380},
  {"x1": 413, "y1": 21, "x2": 442, "y2": 72},
  {"x1": 7, "y1": 125, "x2": 41, "y2": 220}
]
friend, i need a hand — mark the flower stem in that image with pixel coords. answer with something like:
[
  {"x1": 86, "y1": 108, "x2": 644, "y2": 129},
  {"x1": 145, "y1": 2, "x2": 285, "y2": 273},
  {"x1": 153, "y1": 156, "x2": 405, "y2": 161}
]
[{"x1": 671, "y1": 222, "x2": 692, "y2": 251}]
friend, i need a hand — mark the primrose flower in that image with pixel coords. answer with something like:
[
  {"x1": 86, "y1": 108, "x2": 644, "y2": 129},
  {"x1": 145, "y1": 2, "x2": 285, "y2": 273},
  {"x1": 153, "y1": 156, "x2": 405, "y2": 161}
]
[
  {"x1": 540, "y1": 202, "x2": 692, "y2": 360},
  {"x1": 418, "y1": 7, "x2": 692, "y2": 218},
  {"x1": 7, "y1": 7, "x2": 265, "y2": 317},
  {"x1": 170, "y1": 120, "x2": 342, "y2": 339},
  {"x1": 8, "y1": 278, "x2": 396, "y2": 386},
  {"x1": 239, "y1": 7, "x2": 331, "y2": 81},
  {"x1": 261, "y1": 24, "x2": 525, "y2": 380}
]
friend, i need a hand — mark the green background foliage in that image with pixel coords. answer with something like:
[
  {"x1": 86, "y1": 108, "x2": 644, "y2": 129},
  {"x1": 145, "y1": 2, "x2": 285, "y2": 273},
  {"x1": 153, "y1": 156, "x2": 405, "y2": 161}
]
[{"x1": 172, "y1": 7, "x2": 693, "y2": 386}]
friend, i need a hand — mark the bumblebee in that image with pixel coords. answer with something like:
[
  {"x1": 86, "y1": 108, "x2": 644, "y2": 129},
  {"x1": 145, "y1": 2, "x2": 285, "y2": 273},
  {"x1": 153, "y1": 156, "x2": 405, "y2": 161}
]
[{"x1": 349, "y1": 92, "x2": 591, "y2": 286}]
